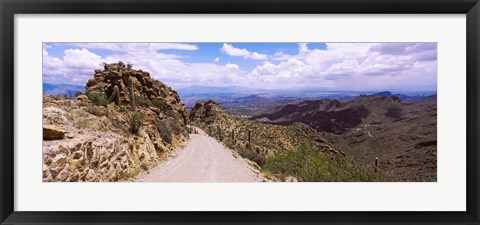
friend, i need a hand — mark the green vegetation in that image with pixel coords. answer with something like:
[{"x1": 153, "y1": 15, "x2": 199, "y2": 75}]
[
  {"x1": 152, "y1": 99, "x2": 169, "y2": 111},
  {"x1": 169, "y1": 120, "x2": 183, "y2": 136},
  {"x1": 140, "y1": 162, "x2": 148, "y2": 171},
  {"x1": 263, "y1": 143, "x2": 380, "y2": 182},
  {"x1": 128, "y1": 112, "x2": 143, "y2": 135},
  {"x1": 136, "y1": 97, "x2": 169, "y2": 111},
  {"x1": 112, "y1": 85, "x2": 120, "y2": 105},
  {"x1": 86, "y1": 106, "x2": 105, "y2": 117},
  {"x1": 128, "y1": 76, "x2": 136, "y2": 110},
  {"x1": 118, "y1": 61, "x2": 125, "y2": 68},
  {"x1": 137, "y1": 96, "x2": 152, "y2": 107},
  {"x1": 164, "y1": 109, "x2": 178, "y2": 120},
  {"x1": 110, "y1": 119, "x2": 122, "y2": 129},
  {"x1": 240, "y1": 146, "x2": 267, "y2": 167},
  {"x1": 156, "y1": 119, "x2": 173, "y2": 144},
  {"x1": 74, "y1": 91, "x2": 83, "y2": 97},
  {"x1": 73, "y1": 118, "x2": 89, "y2": 129},
  {"x1": 125, "y1": 167, "x2": 142, "y2": 179},
  {"x1": 87, "y1": 91, "x2": 108, "y2": 107}
]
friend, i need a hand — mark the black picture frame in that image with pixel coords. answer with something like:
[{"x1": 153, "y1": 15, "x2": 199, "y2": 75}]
[{"x1": 1, "y1": 0, "x2": 479, "y2": 224}]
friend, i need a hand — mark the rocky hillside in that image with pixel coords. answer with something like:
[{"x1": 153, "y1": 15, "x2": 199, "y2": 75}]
[
  {"x1": 190, "y1": 100, "x2": 343, "y2": 157},
  {"x1": 43, "y1": 62, "x2": 188, "y2": 182},
  {"x1": 252, "y1": 94, "x2": 405, "y2": 134},
  {"x1": 189, "y1": 100, "x2": 380, "y2": 182},
  {"x1": 251, "y1": 94, "x2": 437, "y2": 181}
]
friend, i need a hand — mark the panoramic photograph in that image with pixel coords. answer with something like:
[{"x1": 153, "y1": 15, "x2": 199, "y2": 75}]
[{"x1": 42, "y1": 42, "x2": 437, "y2": 182}]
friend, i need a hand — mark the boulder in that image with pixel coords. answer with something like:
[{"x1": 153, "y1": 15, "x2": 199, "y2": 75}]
[
  {"x1": 55, "y1": 170, "x2": 70, "y2": 181},
  {"x1": 85, "y1": 169, "x2": 97, "y2": 182},
  {"x1": 43, "y1": 125, "x2": 66, "y2": 140},
  {"x1": 76, "y1": 95, "x2": 88, "y2": 102},
  {"x1": 50, "y1": 153, "x2": 67, "y2": 171}
]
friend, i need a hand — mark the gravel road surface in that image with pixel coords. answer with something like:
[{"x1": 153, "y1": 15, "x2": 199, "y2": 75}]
[{"x1": 135, "y1": 127, "x2": 267, "y2": 182}]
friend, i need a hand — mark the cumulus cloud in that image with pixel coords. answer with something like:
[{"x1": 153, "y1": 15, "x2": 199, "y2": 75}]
[
  {"x1": 225, "y1": 63, "x2": 240, "y2": 71},
  {"x1": 43, "y1": 48, "x2": 103, "y2": 84},
  {"x1": 215, "y1": 57, "x2": 220, "y2": 62},
  {"x1": 255, "y1": 43, "x2": 437, "y2": 90},
  {"x1": 43, "y1": 44, "x2": 244, "y2": 87},
  {"x1": 221, "y1": 43, "x2": 268, "y2": 60},
  {"x1": 298, "y1": 43, "x2": 310, "y2": 55}
]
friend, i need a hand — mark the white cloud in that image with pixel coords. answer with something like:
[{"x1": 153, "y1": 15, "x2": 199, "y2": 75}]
[
  {"x1": 251, "y1": 43, "x2": 436, "y2": 90},
  {"x1": 43, "y1": 43, "x2": 437, "y2": 91},
  {"x1": 250, "y1": 52, "x2": 268, "y2": 60},
  {"x1": 225, "y1": 63, "x2": 240, "y2": 71},
  {"x1": 43, "y1": 48, "x2": 102, "y2": 84},
  {"x1": 63, "y1": 49, "x2": 102, "y2": 69},
  {"x1": 298, "y1": 43, "x2": 310, "y2": 55},
  {"x1": 43, "y1": 44, "x2": 246, "y2": 88},
  {"x1": 68, "y1": 43, "x2": 198, "y2": 53},
  {"x1": 220, "y1": 43, "x2": 268, "y2": 60}
]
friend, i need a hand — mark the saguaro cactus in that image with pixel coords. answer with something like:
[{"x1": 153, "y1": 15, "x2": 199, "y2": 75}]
[
  {"x1": 128, "y1": 76, "x2": 136, "y2": 110},
  {"x1": 248, "y1": 129, "x2": 251, "y2": 145},
  {"x1": 374, "y1": 157, "x2": 379, "y2": 172},
  {"x1": 113, "y1": 85, "x2": 120, "y2": 105},
  {"x1": 231, "y1": 129, "x2": 235, "y2": 144},
  {"x1": 217, "y1": 125, "x2": 223, "y2": 141}
]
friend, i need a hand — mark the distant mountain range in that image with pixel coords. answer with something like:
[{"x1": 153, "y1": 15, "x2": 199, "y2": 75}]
[
  {"x1": 251, "y1": 93, "x2": 437, "y2": 134},
  {"x1": 43, "y1": 83, "x2": 84, "y2": 97},
  {"x1": 177, "y1": 85, "x2": 255, "y2": 96},
  {"x1": 44, "y1": 82, "x2": 436, "y2": 104},
  {"x1": 375, "y1": 91, "x2": 431, "y2": 101},
  {"x1": 178, "y1": 85, "x2": 434, "y2": 97}
]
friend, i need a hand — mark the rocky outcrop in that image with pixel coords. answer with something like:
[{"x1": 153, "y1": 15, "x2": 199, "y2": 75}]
[
  {"x1": 43, "y1": 125, "x2": 66, "y2": 140},
  {"x1": 85, "y1": 62, "x2": 186, "y2": 124},
  {"x1": 42, "y1": 63, "x2": 189, "y2": 182},
  {"x1": 42, "y1": 130, "x2": 175, "y2": 182},
  {"x1": 189, "y1": 100, "x2": 229, "y2": 125}
]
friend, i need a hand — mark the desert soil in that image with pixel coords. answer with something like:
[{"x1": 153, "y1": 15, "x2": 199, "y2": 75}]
[{"x1": 134, "y1": 127, "x2": 267, "y2": 182}]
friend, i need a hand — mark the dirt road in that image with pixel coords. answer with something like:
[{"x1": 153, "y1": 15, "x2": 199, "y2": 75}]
[{"x1": 134, "y1": 127, "x2": 267, "y2": 182}]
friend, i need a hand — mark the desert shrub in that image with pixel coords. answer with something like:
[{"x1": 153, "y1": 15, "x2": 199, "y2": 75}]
[
  {"x1": 164, "y1": 109, "x2": 179, "y2": 120},
  {"x1": 119, "y1": 106, "x2": 127, "y2": 112},
  {"x1": 140, "y1": 162, "x2": 148, "y2": 171},
  {"x1": 128, "y1": 112, "x2": 143, "y2": 135},
  {"x1": 74, "y1": 91, "x2": 84, "y2": 97},
  {"x1": 263, "y1": 143, "x2": 379, "y2": 182},
  {"x1": 152, "y1": 99, "x2": 169, "y2": 111},
  {"x1": 155, "y1": 119, "x2": 173, "y2": 144},
  {"x1": 126, "y1": 63, "x2": 133, "y2": 69},
  {"x1": 137, "y1": 96, "x2": 153, "y2": 107},
  {"x1": 73, "y1": 119, "x2": 89, "y2": 129},
  {"x1": 111, "y1": 119, "x2": 122, "y2": 129},
  {"x1": 169, "y1": 120, "x2": 183, "y2": 136},
  {"x1": 87, "y1": 91, "x2": 108, "y2": 107},
  {"x1": 125, "y1": 168, "x2": 141, "y2": 179},
  {"x1": 86, "y1": 106, "x2": 105, "y2": 117},
  {"x1": 240, "y1": 146, "x2": 267, "y2": 167},
  {"x1": 118, "y1": 61, "x2": 125, "y2": 68}
]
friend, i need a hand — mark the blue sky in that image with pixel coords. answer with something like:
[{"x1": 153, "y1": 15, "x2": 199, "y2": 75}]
[{"x1": 43, "y1": 42, "x2": 437, "y2": 92}]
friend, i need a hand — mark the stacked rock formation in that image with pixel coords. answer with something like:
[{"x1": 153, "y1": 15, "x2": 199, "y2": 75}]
[{"x1": 86, "y1": 62, "x2": 187, "y2": 124}]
